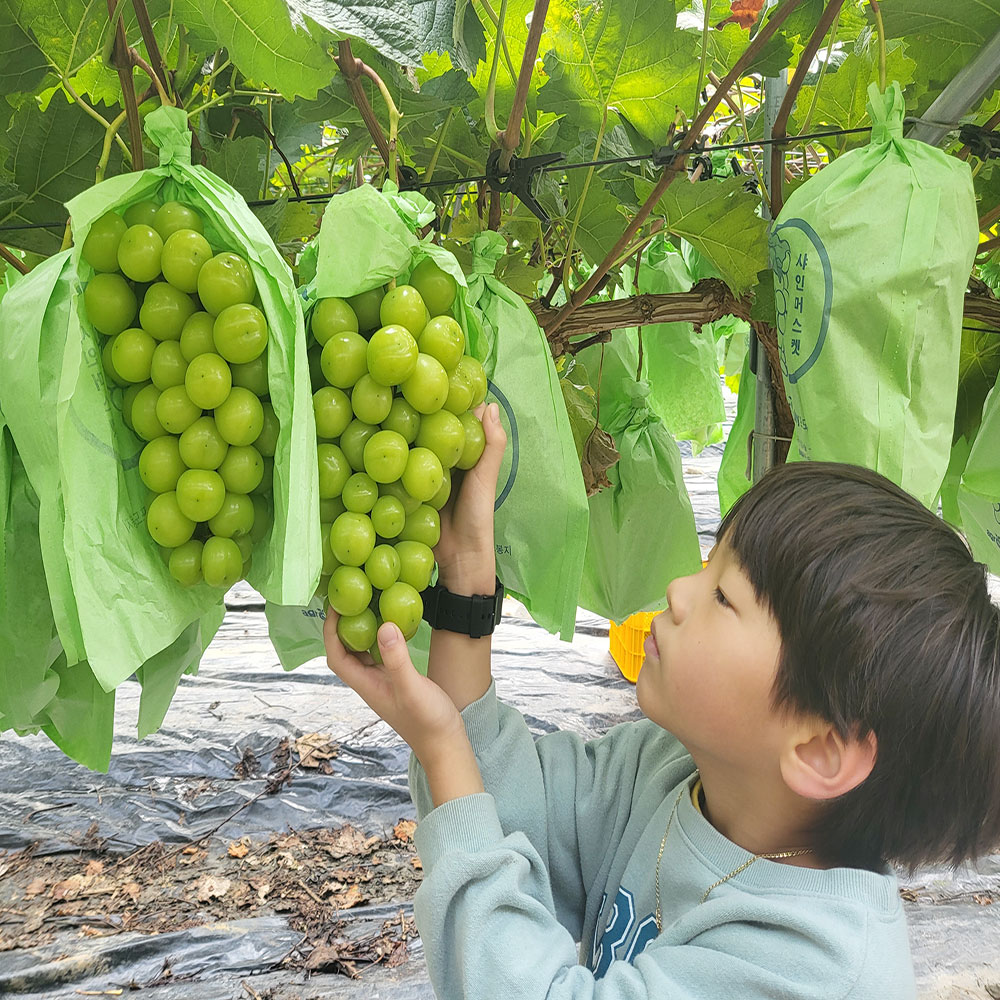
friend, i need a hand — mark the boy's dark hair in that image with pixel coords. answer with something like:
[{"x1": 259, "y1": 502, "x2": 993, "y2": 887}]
[{"x1": 718, "y1": 461, "x2": 1000, "y2": 873}]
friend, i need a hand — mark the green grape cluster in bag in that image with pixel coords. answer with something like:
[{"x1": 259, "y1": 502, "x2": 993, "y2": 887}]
[
  {"x1": 771, "y1": 82, "x2": 978, "y2": 508},
  {"x1": 267, "y1": 183, "x2": 488, "y2": 670},
  {"x1": 0, "y1": 106, "x2": 318, "y2": 767}
]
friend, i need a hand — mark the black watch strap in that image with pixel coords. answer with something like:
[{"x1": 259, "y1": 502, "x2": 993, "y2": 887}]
[{"x1": 421, "y1": 577, "x2": 504, "y2": 639}]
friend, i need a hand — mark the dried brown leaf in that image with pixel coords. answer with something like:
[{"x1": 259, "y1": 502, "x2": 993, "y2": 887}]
[
  {"x1": 295, "y1": 732, "x2": 339, "y2": 768},
  {"x1": 393, "y1": 820, "x2": 416, "y2": 843},
  {"x1": 228, "y1": 839, "x2": 251, "y2": 859},
  {"x1": 329, "y1": 884, "x2": 367, "y2": 910},
  {"x1": 24, "y1": 878, "x2": 48, "y2": 898},
  {"x1": 193, "y1": 875, "x2": 232, "y2": 902},
  {"x1": 582, "y1": 427, "x2": 619, "y2": 496},
  {"x1": 715, "y1": 0, "x2": 764, "y2": 30}
]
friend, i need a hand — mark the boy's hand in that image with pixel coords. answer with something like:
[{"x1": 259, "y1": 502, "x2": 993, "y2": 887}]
[
  {"x1": 324, "y1": 613, "x2": 468, "y2": 770},
  {"x1": 435, "y1": 402, "x2": 507, "y2": 595}
]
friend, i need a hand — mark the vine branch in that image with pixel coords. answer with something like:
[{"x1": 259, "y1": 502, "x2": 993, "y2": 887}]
[
  {"x1": 334, "y1": 40, "x2": 399, "y2": 183},
  {"x1": 131, "y1": 0, "x2": 171, "y2": 102},
  {"x1": 770, "y1": 0, "x2": 846, "y2": 218},
  {"x1": 498, "y1": 0, "x2": 550, "y2": 172},
  {"x1": 530, "y1": 280, "x2": 1000, "y2": 342},
  {"x1": 546, "y1": 0, "x2": 807, "y2": 344},
  {"x1": 0, "y1": 244, "x2": 30, "y2": 275},
  {"x1": 107, "y1": 0, "x2": 145, "y2": 170}
]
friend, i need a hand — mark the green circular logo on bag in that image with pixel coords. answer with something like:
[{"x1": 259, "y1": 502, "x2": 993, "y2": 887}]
[
  {"x1": 770, "y1": 219, "x2": 834, "y2": 385},
  {"x1": 487, "y1": 379, "x2": 518, "y2": 511}
]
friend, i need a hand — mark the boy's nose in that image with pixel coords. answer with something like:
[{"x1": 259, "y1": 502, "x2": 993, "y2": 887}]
[{"x1": 665, "y1": 577, "x2": 685, "y2": 624}]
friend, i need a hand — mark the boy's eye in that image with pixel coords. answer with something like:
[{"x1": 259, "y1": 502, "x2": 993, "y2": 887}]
[{"x1": 714, "y1": 587, "x2": 730, "y2": 609}]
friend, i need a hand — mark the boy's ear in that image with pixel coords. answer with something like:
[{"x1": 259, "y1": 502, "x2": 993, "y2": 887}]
[{"x1": 779, "y1": 723, "x2": 877, "y2": 801}]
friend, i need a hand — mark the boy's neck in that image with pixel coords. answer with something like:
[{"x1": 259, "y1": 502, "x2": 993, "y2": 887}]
[{"x1": 694, "y1": 760, "x2": 828, "y2": 868}]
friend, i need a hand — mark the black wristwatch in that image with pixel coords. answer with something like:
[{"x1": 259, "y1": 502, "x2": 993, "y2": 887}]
[{"x1": 421, "y1": 577, "x2": 504, "y2": 639}]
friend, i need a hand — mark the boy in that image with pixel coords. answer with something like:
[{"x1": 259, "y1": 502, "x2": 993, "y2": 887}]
[{"x1": 325, "y1": 403, "x2": 1000, "y2": 999}]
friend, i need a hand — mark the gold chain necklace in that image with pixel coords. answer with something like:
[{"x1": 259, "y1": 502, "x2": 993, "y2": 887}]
[{"x1": 654, "y1": 781, "x2": 813, "y2": 931}]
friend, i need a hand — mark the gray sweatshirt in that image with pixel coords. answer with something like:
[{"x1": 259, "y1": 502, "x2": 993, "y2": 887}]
[{"x1": 408, "y1": 682, "x2": 916, "y2": 999}]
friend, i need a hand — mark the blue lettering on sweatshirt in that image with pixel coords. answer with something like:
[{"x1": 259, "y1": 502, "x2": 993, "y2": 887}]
[{"x1": 590, "y1": 887, "x2": 660, "y2": 977}]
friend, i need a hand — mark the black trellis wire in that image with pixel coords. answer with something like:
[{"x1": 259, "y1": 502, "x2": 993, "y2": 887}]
[{"x1": 0, "y1": 125, "x2": 876, "y2": 235}]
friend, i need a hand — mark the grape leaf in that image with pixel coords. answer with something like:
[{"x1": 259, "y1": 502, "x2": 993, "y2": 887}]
[
  {"x1": 205, "y1": 136, "x2": 268, "y2": 201},
  {"x1": 538, "y1": 0, "x2": 701, "y2": 144},
  {"x1": 639, "y1": 174, "x2": 768, "y2": 295},
  {"x1": 955, "y1": 322, "x2": 1000, "y2": 443},
  {"x1": 791, "y1": 39, "x2": 917, "y2": 146},
  {"x1": 0, "y1": 96, "x2": 111, "y2": 255},
  {"x1": 175, "y1": 0, "x2": 337, "y2": 100},
  {"x1": 565, "y1": 170, "x2": 626, "y2": 268},
  {"x1": 410, "y1": 0, "x2": 486, "y2": 73},
  {"x1": 881, "y1": 0, "x2": 1000, "y2": 101},
  {"x1": 1, "y1": 0, "x2": 107, "y2": 97}
]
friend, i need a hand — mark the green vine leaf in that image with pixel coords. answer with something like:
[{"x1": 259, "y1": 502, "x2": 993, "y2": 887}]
[
  {"x1": 0, "y1": 96, "x2": 112, "y2": 254},
  {"x1": 205, "y1": 136, "x2": 268, "y2": 201},
  {"x1": 1, "y1": 0, "x2": 107, "y2": 99},
  {"x1": 565, "y1": 170, "x2": 626, "y2": 268},
  {"x1": 639, "y1": 174, "x2": 768, "y2": 296},
  {"x1": 175, "y1": 0, "x2": 338, "y2": 100},
  {"x1": 881, "y1": 0, "x2": 1000, "y2": 104},
  {"x1": 538, "y1": 0, "x2": 700, "y2": 145},
  {"x1": 791, "y1": 39, "x2": 917, "y2": 148}
]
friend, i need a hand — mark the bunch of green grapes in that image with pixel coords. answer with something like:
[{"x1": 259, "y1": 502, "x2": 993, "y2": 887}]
[
  {"x1": 79, "y1": 199, "x2": 275, "y2": 591},
  {"x1": 308, "y1": 258, "x2": 487, "y2": 655}
]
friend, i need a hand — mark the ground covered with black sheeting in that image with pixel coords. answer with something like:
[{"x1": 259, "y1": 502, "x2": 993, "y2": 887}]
[{"x1": 2, "y1": 425, "x2": 999, "y2": 999}]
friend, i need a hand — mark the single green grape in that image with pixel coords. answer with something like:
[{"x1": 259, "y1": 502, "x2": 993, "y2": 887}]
[
  {"x1": 178, "y1": 415, "x2": 229, "y2": 470},
  {"x1": 456, "y1": 411, "x2": 487, "y2": 469},
  {"x1": 342, "y1": 472, "x2": 379, "y2": 514},
  {"x1": 311, "y1": 297, "x2": 359, "y2": 345},
  {"x1": 123, "y1": 200, "x2": 159, "y2": 229},
  {"x1": 214, "y1": 387, "x2": 264, "y2": 447},
  {"x1": 208, "y1": 492, "x2": 255, "y2": 538},
  {"x1": 415, "y1": 409, "x2": 466, "y2": 469},
  {"x1": 117, "y1": 224, "x2": 163, "y2": 283},
  {"x1": 152, "y1": 201, "x2": 204, "y2": 241},
  {"x1": 401, "y1": 353, "x2": 449, "y2": 415},
  {"x1": 370, "y1": 494, "x2": 406, "y2": 538},
  {"x1": 348, "y1": 287, "x2": 384, "y2": 332},
  {"x1": 150, "y1": 340, "x2": 189, "y2": 390},
  {"x1": 378, "y1": 581, "x2": 423, "y2": 640},
  {"x1": 399, "y1": 504, "x2": 441, "y2": 548},
  {"x1": 417, "y1": 315, "x2": 466, "y2": 372},
  {"x1": 139, "y1": 281, "x2": 198, "y2": 341},
  {"x1": 401, "y1": 446, "x2": 444, "y2": 502},
  {"x1": 84, "y1": 273, "x2": 137, "y2": 336},
  {"x1": 381, "y1": 397, "x2": 421, "y2": 444},
  {"x1": 337, "y1": 609, "x2": 378, "y2": 652},
  {"x1": 218, "y1": 445, "x2": 264, "y2": 494},
  {"x1": 365, "y1": 544, "x2": 401, "y2": 591},
  {"x1": 179, "y1": 312, "x2": 217, "y2": 361},
  {"x1": 329, "y1": 511, "x2": 376, "y2": 566},
  {"x1": 339, "y1": 420, "x2": 378, "y2": 472},
  {"x1": 394, "y1": 540, "x2": 435, "y2": 592},
  {"x1": 161, "y1": 228, "x2": 213, "y2": 293},
  {"x1": 169, "y1": 538, "x2": 204, "y2": 587},
  {"x1": 111, "y1": 327, "x2": 156, "y2": 383},
  {"x1": 81, "y1": 211, "x2": 127, "y2": 272},
  {"x1": 313, "y1": 386, "x2": 352, "y2": 440},
  {"x1": 327, "y1": 565, "x2": 373, "y2": 617},
  {"x1": 409, "y1": 258, "x2": 457, "y2": 316},
  {"x1": 197, "y1": 252, "x2": 256, "y2": 316},
  {"x1": 213, "y1": 303, "x2": 268, "y2": 364},
  {"x1": 155, "y1": 384, "x2": 202, "y2": 435},
  {"x1": 184, "y1": 352, "x2": 232, "y2": 410},
  {"x1": 362, "y1": 430, "x2": 410, "y2": 484},
  {"x1": 380, "y1": 285, "x2": 427, "y2": 337},
  {"x1": 147, "y1": 491, "x2": 195, "y2": 547},
  {"x1": 320, "y1": 331, "x2": 368, "y2": 389},
  {"x1": 317, "y1": 443, "x2": 352, "y2": 499},
  {"x1": 202, "y1": 535, "x2": 243, "y2": 589},
  {"x1": 367, "y1": 325, "x2": 418, "y2": 387},
  {"x1": 138, "y1": 435, "x2": 186, "y2": 493},
  {"x1": 351, "y1": 374, "x2": 393, "y2": 425}
]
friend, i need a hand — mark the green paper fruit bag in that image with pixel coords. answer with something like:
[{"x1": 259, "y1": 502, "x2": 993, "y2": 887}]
[
  {"x1": 463, "y1": 231, "x2": 589, "y2": 640},
  {"x1": 771, "y1": 82, "x2": 978, "y2": 508},
  {"x1": 0, "y1": 105, "x2": 319, "y2": 701},
  {"x1": 575, "y1": 336, "x2": 702, "y2": 622}
]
